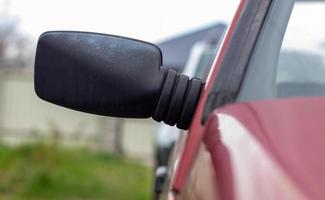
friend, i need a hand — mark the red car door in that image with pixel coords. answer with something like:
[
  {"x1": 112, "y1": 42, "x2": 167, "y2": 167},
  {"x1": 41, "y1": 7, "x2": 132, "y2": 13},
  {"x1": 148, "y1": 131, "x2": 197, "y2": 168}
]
[
  {"x1": 165, "y1": 0, "x2": 272, "y2": 198},
  {"x1": 165, "y1": 0, "x2": 325, "y2": 199}
]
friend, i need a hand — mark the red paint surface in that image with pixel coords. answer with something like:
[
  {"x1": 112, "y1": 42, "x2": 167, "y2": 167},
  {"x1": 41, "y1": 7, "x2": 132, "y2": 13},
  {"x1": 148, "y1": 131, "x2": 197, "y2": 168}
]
[
  {"x1": 208, "y1": 97, "x2": 325, "y2": 199},
  {"x1": 171, "y1": 0, "x2": 247, "y2": 192},
  {"x1": 171, "y1": 0, "x2": 325, "y2": 196},
  {"x1": 203, "y1": 117, "x2": 234, "y2": 200}
]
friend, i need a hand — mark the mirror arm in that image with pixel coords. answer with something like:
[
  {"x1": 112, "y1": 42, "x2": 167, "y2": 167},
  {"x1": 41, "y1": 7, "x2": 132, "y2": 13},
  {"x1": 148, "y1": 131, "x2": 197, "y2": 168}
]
[{"x1": 153, "y1": 67, "x2": 203, "y2": 130}]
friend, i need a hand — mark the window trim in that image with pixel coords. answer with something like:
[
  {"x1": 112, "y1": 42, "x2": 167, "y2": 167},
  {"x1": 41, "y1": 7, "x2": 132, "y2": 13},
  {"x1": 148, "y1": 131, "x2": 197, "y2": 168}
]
[
  {"x1": 202, "y1": 0, "x2": 272, "y2": 123},
  {"x1": 237, "y1": 0, "x2": 295, "y2": 101}
]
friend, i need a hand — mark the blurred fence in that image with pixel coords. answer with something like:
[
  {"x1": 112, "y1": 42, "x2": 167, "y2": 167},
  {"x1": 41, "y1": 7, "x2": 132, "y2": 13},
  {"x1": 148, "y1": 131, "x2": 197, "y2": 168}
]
[{"x1": 0, "y1": 70, "x2": 156, "y2": 164}]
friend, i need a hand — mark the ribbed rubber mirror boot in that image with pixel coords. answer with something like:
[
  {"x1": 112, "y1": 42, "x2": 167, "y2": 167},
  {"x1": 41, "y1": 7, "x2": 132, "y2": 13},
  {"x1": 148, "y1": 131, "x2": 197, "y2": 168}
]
[{"x1": 34, "y1": 31, "x2": 203, "y2": 130}]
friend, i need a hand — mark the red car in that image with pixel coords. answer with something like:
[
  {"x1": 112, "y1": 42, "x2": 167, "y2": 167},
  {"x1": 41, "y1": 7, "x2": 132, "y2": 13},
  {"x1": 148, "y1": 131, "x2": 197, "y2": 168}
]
[{"x1": 34, "y1": 0, "x2": 325, "y2": 199}]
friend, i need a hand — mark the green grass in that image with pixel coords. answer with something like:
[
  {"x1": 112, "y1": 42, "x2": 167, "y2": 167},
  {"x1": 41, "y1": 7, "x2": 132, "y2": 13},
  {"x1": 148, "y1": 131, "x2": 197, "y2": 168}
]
[{"x1": 0, "y1": 142, "x2": 152, "y2": 200}]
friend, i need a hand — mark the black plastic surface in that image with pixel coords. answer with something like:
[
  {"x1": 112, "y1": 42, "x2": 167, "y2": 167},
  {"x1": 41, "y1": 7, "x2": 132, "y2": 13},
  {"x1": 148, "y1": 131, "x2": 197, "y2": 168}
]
[
  {"x1": 34, "y1": 31, "x2": 203, "y2": 129},
  {"x1": 153, "y1": 70, "x2": 177, "y2": 122},
  {"x1": 165, "y1": 74, "x2": 189, "y2": 126}
]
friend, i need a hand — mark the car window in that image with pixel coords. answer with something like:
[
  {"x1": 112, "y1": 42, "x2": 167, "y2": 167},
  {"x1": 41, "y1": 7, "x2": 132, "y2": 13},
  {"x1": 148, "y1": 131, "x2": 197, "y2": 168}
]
[
  {"x1": 276, "y1": 1, "x2": 325, "y2": 98},
  {"x1": 237, "y1": 0, "x2": 325, "y2": 102}
]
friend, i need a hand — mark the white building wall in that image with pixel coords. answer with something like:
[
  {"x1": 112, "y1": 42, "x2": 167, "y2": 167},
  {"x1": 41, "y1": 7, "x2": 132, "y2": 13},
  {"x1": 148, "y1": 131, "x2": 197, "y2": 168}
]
[{"x1": 0, "y1": 71, "x2": 155, "y2": 164}]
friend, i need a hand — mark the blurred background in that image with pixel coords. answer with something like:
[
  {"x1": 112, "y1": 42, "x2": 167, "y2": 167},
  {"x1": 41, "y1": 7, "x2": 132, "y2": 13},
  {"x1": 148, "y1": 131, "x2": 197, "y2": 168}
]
[{"x1": 0, "y1": 0, "x2": 238, "y2": 199}]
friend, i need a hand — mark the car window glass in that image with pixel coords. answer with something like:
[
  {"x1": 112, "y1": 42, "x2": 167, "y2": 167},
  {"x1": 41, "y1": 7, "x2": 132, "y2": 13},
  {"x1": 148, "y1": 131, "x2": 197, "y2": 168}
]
[{"x1": 277, "y1": 2, "x2": 325, "y2": 98}]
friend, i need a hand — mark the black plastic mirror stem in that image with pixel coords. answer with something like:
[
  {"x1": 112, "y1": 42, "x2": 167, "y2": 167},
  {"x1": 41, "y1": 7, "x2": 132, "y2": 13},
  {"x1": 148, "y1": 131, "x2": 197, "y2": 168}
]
[
  {"x1": 34, "y1": 31, "x2": 203, "y2": 130},
  {"x1": 153, "y1": 69, "x2": 203, "y2": 129}
]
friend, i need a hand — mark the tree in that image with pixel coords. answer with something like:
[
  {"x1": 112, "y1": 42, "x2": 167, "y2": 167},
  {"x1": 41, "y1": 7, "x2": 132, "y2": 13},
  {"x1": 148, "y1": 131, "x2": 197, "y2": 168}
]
[{"x1": 0, "y1": 3, "x2": 33, "y2": 69}]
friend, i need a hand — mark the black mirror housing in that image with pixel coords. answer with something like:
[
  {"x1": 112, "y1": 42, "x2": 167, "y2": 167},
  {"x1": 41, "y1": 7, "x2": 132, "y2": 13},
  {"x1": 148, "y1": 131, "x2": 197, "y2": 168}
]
[{"x1": 35, "y1": 31, "x2": 203, "y2": 129}]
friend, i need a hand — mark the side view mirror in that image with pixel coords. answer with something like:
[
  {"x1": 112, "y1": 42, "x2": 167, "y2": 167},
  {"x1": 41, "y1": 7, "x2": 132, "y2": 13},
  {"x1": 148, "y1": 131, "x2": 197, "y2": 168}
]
[{"x1": 34, "y1": 31, "x2": 203, "y2": 130}]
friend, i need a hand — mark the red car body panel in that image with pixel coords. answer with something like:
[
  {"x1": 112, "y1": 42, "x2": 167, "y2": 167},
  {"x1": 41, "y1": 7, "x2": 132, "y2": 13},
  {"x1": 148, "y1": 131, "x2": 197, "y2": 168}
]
[
  {"x1": 171, "y1": 0, "x2": 247, "y2": 192},
  {"x1": 210, "y1": 97, "x2": 325, "y2": 199},
  {"x1": 168, "y1": 0, "x2": 325, "y2": 199},
  {"x1": 171, "y1": 97, "x2": 325, "y2": 199},
  {"x1": 182, "y1": 96, "x2": 325, "y2": 200}
]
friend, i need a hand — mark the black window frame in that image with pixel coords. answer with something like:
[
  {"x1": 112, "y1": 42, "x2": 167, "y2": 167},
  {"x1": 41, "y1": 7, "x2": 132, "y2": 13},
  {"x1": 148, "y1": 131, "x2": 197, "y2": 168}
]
[{"x1": 202, "y1": 0, "x2": 272, "y2": 123}]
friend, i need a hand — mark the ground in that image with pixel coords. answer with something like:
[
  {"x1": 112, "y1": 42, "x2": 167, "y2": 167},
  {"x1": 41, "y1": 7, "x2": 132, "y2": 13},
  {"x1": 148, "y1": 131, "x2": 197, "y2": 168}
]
[{"x1": 0, "y1": 142, "x2": 152, "y2": 200}]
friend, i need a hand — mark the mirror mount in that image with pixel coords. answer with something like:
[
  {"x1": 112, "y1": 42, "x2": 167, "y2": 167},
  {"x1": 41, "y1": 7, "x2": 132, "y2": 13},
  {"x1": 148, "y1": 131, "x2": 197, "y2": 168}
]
[
  {"x1": 35, "y1": 31, "x2": 203, "y2": 130},
  {"x1": 153, "y1": 69, "x2": 202, "y2": 129}
]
